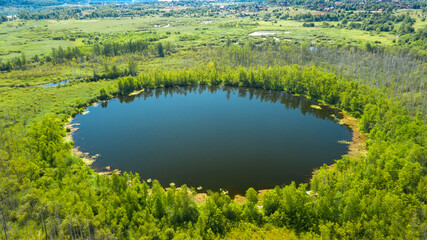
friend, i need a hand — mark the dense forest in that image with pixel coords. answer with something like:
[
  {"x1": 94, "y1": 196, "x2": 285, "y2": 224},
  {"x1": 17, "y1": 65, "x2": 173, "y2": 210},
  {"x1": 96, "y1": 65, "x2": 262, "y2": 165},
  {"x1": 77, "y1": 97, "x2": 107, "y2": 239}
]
[
  {"x1": 275, "y1": 0, "x2": 425, "y2": 11},
  {"x1": 0, "y1": 0, "x2": 426, "y2": 239},
  {"x1": 0, "y1": 63, "x2": 426, "y2": 239},
  {"x1": 206, "y1": 43, "x2": 427, "y2": 116},
  {"x1": 296, "y1": 11, "x2": 416, "y2": 35}
]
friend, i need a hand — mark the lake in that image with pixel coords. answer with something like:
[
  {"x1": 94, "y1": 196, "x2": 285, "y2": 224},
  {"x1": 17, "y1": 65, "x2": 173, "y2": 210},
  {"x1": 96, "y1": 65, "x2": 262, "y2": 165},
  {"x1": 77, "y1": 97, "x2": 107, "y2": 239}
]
[{"x1": 71, "y1": 86, "x2": 352, "y2": 196}]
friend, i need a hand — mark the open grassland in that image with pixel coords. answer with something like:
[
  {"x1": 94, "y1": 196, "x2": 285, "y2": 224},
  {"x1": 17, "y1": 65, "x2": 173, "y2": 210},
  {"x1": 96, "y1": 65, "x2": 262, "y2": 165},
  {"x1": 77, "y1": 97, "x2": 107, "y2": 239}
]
[
  {"x1": 0, "y1": 20, "x2": 76, "y2": 59},
  {"x1": 0, "y1": 9, "x2": 404, "y2": 62},
  {"x1": 252, "y1": 20, "x2": 397, "y2": 44},
  {"x1": 0, "y1": 79, "x2": 115, "y2": 132}
]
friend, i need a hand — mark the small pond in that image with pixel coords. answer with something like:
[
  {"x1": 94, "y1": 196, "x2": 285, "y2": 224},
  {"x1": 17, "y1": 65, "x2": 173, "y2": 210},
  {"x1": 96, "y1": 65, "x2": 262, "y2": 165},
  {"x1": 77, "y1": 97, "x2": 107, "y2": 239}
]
[
  {"x1": 71, "y1": 86, "x2": 352, "y2": 196},
  {"x1": 38, "y1": 80, "x2": 69, "y2": 87}
]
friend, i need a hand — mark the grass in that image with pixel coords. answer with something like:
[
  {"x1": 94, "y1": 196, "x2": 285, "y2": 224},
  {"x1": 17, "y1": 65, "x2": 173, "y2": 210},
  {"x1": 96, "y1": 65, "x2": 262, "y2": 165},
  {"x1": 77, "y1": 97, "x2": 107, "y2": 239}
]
[
  {"x1": 251, "y1": 19, "x2": 396, "y2": 44},
  {"x1": 0, "y1": 20, "x2": 76, "y2": 60},
  {"x1": 0, "y1": 79, "x2": 116, "y2": 129},
  {"x1": 0, "y1": 9, "x2": 404, "y2": 62}
]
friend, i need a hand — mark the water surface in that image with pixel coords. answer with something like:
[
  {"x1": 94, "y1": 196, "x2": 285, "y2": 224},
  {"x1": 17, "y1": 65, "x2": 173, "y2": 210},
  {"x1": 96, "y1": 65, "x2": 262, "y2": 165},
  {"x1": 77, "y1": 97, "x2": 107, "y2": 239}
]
[
  {"x1": 38, "y1": 80, "x2": 69, "y2": 87},
  {"x1": 72, "y1": 86, "x2": 352, "y2": 195}
]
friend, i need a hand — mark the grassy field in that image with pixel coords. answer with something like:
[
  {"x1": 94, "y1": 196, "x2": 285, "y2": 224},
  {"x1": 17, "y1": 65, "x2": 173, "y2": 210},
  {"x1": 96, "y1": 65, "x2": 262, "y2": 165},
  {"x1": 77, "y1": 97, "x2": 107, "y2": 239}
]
[
  {"x1": 0, "y1": 8, "x2": 402, "y2": 62},
  {"x1": 0, "y1": 8, "x2": 417, "y2": 89}
]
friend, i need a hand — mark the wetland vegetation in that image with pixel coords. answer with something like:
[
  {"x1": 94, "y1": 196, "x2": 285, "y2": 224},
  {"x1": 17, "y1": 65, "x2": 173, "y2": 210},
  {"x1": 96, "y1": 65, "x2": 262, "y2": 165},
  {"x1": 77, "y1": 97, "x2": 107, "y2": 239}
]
[{"x1": 0, "y1": 0, "x2": 426, "y2": 239}]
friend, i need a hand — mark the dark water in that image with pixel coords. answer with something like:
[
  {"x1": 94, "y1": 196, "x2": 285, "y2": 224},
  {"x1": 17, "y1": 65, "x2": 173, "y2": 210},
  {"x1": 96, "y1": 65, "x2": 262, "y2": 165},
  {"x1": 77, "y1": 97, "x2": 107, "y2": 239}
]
[{"x1": 72, "y1": 86, "x2": 352, "y2": 196}]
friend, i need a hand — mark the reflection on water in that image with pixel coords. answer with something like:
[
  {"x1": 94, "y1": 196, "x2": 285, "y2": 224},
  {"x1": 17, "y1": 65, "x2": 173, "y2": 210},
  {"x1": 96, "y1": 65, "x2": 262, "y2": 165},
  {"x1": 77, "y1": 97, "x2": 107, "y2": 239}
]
[
  {"x1": 117, "y1": 86, "x2": 345, "y2": 124},
  {"x1": 73, "y1": 86, "x2": 352, "y2": 196}
]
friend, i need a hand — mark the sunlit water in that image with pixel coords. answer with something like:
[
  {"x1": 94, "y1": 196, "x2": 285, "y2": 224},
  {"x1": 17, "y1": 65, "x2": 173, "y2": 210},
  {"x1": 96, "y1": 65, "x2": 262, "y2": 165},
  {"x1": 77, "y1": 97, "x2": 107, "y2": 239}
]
[
  {"x1": 38, "y1": 80, "x2": 69, "y2": 87},
  {"x1": 72, "y1": 86, "x2": 352, "y2": 196}
]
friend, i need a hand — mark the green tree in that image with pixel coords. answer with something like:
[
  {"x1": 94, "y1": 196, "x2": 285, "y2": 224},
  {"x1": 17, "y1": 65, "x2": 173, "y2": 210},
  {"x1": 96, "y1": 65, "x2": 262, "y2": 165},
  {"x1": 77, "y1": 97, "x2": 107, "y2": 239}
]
[
  {"x1": 99, "y1": 88, "x2": 109, "y2": 100},
  {"x1": 157, "y1": 42, "x2": 164, "y2": 57},
  {"x1": 0, "y1": 15, "x2": 7, "y2": 23},
  {"x1": 127, "y1": 61, "x2": 137, "y2": 77},
  {"x1": 242, "y1": 188, "x2": 262, "y2": 224}
]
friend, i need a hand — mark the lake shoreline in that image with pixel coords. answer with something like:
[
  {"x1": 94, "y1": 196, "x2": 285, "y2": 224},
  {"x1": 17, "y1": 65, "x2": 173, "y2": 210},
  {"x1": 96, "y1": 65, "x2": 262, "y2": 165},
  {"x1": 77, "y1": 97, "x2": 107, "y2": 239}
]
[
  {"x1": 231, "y1": 109, "x2": 368, "y2": 204},
  {"x1": 65, "y1": 88, "x2": 367, "y2": 203},
  {"x1": 338, "y1": 111, "x2": 368, "y2": 159},
  {"x1": 64, "y1": 89, "x2": 147, "y2": 175}
]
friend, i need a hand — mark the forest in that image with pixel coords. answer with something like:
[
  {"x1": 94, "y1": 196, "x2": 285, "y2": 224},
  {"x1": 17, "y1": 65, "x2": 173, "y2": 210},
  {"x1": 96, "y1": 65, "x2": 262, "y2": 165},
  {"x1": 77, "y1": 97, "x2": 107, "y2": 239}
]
[
  {"x1": 0, "y1": 0, "x2": 426, "y2": 239},
  {"x1": 1, "y1": 63, "x2": 425, "y2": 239}
]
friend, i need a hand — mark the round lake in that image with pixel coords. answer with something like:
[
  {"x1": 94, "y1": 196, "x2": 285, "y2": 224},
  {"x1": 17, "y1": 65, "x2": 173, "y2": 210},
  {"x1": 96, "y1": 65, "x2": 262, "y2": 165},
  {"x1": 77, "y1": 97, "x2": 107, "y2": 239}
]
[{"x1": 72, "y1": 86, "x2": 352, "y2": 196}]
